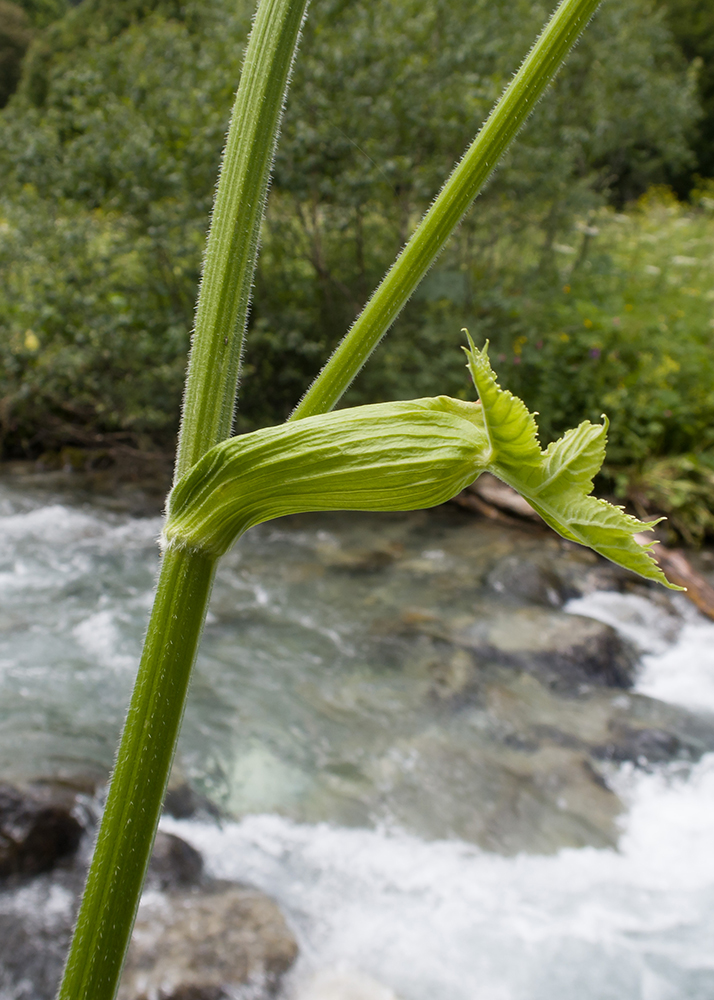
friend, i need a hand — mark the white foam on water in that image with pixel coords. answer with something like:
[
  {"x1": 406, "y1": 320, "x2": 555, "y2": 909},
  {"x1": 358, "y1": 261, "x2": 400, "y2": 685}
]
[
  {"x1": 0, "y1": 503, "x2": 103, "y2": 546},
  {"x1": 637, "y1": 623, "x2": 714, "y2": 714},
  {"x1": 163, "y1": 751, "x2": 714, "y2": 1000},
  {"x1": 564, "y1": 592, "x2": 681, "y2": 654},
  {"x1": 0, "y1": 880, "x2": 75, "y2": 931},
  {"x1": 567, "y1": 591, "x2": 714, "y2": 714},
  {"x1": 72, "y1": 609, "x2": 136, "y2": 673},
  {"x1": 0, "y1": 496, "x2": 162, "y2": 551}
]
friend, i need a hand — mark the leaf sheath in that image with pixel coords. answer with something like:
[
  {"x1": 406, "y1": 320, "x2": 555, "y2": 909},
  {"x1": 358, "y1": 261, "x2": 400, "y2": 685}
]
[{"x1": 165, "y1": 397, "x2": 490, "y2": 555}]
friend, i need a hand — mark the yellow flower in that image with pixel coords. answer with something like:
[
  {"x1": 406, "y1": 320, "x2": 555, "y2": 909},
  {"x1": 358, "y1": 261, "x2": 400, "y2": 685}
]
[{"x1": 24, "y1": 330, "x2": 40, "y2": 352}]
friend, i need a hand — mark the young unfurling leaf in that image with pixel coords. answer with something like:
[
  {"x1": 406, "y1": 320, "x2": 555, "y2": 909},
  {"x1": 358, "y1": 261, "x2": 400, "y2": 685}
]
[
  {"x1": 463, "y1": 333, "x2": 679, "y2": 589},
  {"x1": 165, "y1": 335, "x2": 676, "y2": 588}
]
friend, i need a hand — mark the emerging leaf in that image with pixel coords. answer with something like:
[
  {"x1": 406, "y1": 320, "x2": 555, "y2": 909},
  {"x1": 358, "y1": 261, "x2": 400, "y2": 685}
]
[{"x1": 463, "y1": 333, "x2": 679, "y2": 589}]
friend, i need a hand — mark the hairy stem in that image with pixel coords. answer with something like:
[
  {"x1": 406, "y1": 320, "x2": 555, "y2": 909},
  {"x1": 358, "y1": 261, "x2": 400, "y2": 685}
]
[
  {"x1": 56, "y1": 0, "x2": 308, "y2": 996},
  {"x1": 290, "y1": 0, "x2": 602, "y2": 421},
  {"x1": 176, "y1": 0, "x2": 309, "y2": 479},
  {"x1": 56, "y1": 547, "x2": 216, "y2": 1000}
]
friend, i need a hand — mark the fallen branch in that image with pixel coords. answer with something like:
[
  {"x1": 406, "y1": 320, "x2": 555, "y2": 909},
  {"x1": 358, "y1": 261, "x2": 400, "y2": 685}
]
[{"x1": 634, "y1": 535, "x2": 714, "y2": 620}]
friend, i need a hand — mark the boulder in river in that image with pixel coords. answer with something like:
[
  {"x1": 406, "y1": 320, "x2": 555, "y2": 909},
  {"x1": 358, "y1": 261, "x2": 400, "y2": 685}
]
[
  {"x1": 163, "y1": 781, "x2": 222, "y2": 822},
  {"x1": 146, "y1": 831, "x2": 204, "y2": 891},
  {"x1": 486, "y1": 554, "x2": 571, "y2": 607},
  {"x1": 118, "y1": 880, "x2": 299, "y2": 1000},
  {"x1": 369, "y1": 727, "x2": 622, "y2": 854},
  {"x1": 0, "y1": 865, "x2": 85, "y2": 1000},
  {"x1": 0, "y1": 819, "x2": 297, "y2": 1000},
  {"x1": 0, "y1": 783, "x2": 83, "y2": 877},
  {"x1": 402, "y1": 606, "x2": 638, "y2": 691}
]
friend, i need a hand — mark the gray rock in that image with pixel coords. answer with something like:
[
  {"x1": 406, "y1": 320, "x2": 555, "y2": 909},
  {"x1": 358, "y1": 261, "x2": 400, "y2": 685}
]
[
  {"x1": 317, "y1": 540, "x2": 404, "y2": 573},
  {"x1": 0, "y1": 866, "x2": 84, "y2": 1000},
  {"x1": 157, "y1": 987, "x2": 227, "y2": 1000},
  {"x1": 118, "y1": 881, "x2": 299, "y2": 1000},
  {"x1": 163, "y1": 783, "x2": 221, "y2": 822},
  {"x1": 439, "y1": 607, "x2": 637, "y2": 690},
  {"x1": 344, "y1": 668, "x2": 714, "y2": 853},
  {"x1": 593, "y1": 726, "x2": 681, "y2": 764},
  {"x1": 147, "y1": 832, "x2": 204, "y2": 891},
  {"x1": 487, "y1": 554, "x2": 570, "y2": 607},
  {"x1": 0, "y1": 783, "x2": 83, "y2": 877},
  {"x1": 368, "y1": 728, "x2": 622, "y2": 854},
  {"x1": 0, "y1": 824, "x2": 296, "y2": 1000}
]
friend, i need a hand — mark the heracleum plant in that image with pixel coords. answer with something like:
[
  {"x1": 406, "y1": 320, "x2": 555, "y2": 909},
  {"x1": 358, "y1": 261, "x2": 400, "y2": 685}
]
[{"x1": 56, "y1": 0, "x2": 677, "y2": 996}]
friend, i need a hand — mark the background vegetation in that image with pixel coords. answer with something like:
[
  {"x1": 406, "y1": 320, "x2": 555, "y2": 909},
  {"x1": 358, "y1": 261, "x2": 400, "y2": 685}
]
[{"x1": 1, "y1": 0, "x2": 713, "y2": 536}]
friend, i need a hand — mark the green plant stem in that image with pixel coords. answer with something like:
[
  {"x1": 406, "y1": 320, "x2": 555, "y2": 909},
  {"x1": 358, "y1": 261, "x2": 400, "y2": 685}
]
[
  {"x1": 176, "y1": 0, "x2": 309, "y2": 480},
  {"x1": 56, "y1": 0, "x2": 308, "y2": 996},
  {"x1": 56, "y1": 545, "x2": 216, "y2": 1000},
  {"x1": 290, "y1": 0, "x2": 603, "y2": 421}
]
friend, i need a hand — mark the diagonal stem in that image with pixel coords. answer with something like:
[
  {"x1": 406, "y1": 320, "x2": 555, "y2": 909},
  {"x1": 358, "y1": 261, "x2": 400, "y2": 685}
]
[{"x1": 290, "y1": 0, "x2": 603, "y2": 421}]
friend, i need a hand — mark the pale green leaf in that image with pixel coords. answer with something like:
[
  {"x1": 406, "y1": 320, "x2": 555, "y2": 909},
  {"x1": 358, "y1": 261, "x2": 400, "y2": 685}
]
[
  {"x1": 165, "y1": 396, "x2": 491, "y2": 556},
  {"x1": 463, "y1": 334, "x2": 680, "y2": 589}
]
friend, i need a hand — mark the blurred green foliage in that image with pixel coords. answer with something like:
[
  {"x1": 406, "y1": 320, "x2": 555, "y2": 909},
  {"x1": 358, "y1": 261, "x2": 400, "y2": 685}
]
[
  {"x1": 0, "y1": 1, "x2": 32, "y2": 107},
  {"x1": 1, "y1": 0, "x2": 713, "y2": 536},
  {"x1": 663, "y1": 0, "x2": 714, "y2": 185},
  {"x1": 12, "y1": 0, "x2": 68, "y2": 30}
]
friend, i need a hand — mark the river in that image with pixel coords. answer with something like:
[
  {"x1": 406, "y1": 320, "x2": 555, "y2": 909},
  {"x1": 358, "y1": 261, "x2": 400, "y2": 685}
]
[{"x1": 1, "y1": 474, "x2": 714, "y2": 999}]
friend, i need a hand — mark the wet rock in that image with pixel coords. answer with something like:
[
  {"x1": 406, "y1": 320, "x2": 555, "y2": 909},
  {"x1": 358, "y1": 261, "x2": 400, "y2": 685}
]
[
  {"x1": 147, "y1": 832, "x2": 204, "y2": 890},
  {"x1": 396, "y1": 605, "x2": 637, "y2": 691},
  {"x1": 0, "y1": 866, "x2": 84, "y2": 1000},
  {"x1": 428, "y1": 648, "x2": 480, "y2": 703},
  {"x1": 0, "y1": 843, "x2": 296, "y2": 1000},
  {"x1": 317, "y1": 540, "x2": 404, "y2": 573},
  {"x1": 118, "y1": 881, "x2": 299, "y2": 1000},
  {"x1": 0, "y1": 784, "x2": 83, "y2": 877},
  {"x1": 487, "y1": 554, "x2": 570, "y2": 607},
  {"x1": 163, "y1": 782, "x2": 222, "y2": 822},
  {"x1": 482, "y1": 673, "x2": 714, "y2": 769},
  {"x1": 449, "y1": 608, "x2": 637, "y2": 690},
  {"x1": 593, "y1": 725, "x2": 682, "y2": 765},
  {"x1": 370, "y1": 729, "x2": 622, "y2": 854},
  {"x1": 348, "y1": 668, "x2": 714, "y2": 853},
  {"x1": 154, "y1": 987, "x2": 227, "y2": 1000}
]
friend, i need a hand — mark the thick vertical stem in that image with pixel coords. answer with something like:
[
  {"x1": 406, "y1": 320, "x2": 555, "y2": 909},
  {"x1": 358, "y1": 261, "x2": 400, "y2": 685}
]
[
  {"x1": 176, "y1": 0, "x2": 310, "y2": 479},
  {"x1": 56, "y1": 0, "x2": 309, "y2": 995},
  {"x1": 57, "y1": 546, "x2": 216, "y2": 1000}
]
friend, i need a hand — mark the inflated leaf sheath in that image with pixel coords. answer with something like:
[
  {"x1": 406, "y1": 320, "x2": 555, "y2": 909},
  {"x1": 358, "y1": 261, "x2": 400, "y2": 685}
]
[{"x1": 164, "y1": 396, "x2": 491, "y2": 557}]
